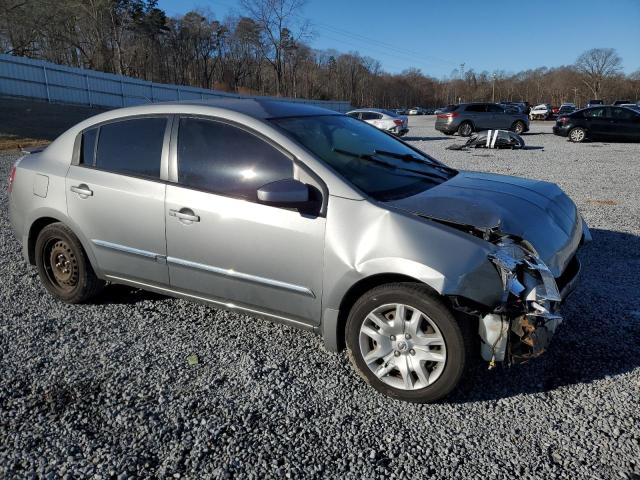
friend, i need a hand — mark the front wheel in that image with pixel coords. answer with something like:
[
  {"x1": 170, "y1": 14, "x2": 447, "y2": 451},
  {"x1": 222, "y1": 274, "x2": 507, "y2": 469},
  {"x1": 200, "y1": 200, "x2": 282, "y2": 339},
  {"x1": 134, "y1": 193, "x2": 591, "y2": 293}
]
[
  {"x1": 346, "y1": 283, "x2": 469, "y2": 403},
  {"x1": 511, "y1": 120, "x2": 526, "y2": 134},
  {"x1": 568, "y1": 127, "x2": 587, "y2": 142},
  {"x1": 35, "y1": 222, "x2": 104, "y2": 303}
]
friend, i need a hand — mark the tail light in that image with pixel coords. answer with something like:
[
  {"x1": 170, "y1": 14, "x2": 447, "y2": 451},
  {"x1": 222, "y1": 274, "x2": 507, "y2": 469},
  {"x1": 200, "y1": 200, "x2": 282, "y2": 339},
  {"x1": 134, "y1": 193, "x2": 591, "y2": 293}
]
[
  {"x1": 437, "y1": 112, "x2": 459, "y2": 119},
  {"x1": 393, "y1": 119, "x2": 403, "y2": 126},
  {"x1": 8, "y1": 163, "x2": 17, "y2": 194},
  {"x1": 558, "y1": 116, "x2": 570, "y2": 125}
]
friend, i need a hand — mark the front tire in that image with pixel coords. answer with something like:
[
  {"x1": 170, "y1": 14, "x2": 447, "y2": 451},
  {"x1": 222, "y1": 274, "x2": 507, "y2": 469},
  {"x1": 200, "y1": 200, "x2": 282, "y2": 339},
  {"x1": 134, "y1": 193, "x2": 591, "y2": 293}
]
[
  {"x1": 346, "y1": 283, "x2": 469, "y2": 403},
  {"x1": 35, "y1": 223, "x2": 104, "y2": 303},
  {"x1": 568, "y1": 127, "x2": 587, "y2": 142},
  {"x1": 457, "y1": 122, "x2": 473, "y2": 137}
]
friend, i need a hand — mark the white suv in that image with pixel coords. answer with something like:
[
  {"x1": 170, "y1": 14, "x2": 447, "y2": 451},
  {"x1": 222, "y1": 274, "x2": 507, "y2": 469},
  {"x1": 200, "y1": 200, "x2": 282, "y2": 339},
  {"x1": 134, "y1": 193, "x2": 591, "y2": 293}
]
[
  {"x1": 347, "y1": 108, "x2": 409, "y2": 137},
  {"x1": 530, "y1": 104, "x2": 552, "y2": 120}
]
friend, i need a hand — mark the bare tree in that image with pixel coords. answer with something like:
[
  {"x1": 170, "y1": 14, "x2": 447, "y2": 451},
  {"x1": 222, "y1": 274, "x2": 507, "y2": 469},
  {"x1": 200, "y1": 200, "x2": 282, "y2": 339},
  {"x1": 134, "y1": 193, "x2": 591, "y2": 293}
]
[
  {"x1": 240, "y1": 0, "x2": 309, "y2": 96},
  {"x1": 575, "y1": 48, "x2": 622, "y2": 100}
]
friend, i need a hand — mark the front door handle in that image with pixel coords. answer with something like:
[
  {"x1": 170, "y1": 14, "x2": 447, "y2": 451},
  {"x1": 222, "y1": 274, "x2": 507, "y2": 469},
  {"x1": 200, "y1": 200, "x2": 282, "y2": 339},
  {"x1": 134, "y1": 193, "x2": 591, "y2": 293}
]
[
  {"x1": 70, "y1": 184, "x2": 93, "y2": 197},
  {"x1": 169, "y1": 208, "x2": 200, "y2": 223}
]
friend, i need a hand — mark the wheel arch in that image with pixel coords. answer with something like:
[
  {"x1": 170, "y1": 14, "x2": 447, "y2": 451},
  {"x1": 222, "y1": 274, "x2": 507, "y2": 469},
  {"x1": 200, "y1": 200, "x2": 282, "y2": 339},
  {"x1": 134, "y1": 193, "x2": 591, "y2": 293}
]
[
  {"x1": 322, "y1": 273, "x2": 444, "y2": 352},
  {"x1": 25, "y1": 211, "x2": 101, "y2": 277}
]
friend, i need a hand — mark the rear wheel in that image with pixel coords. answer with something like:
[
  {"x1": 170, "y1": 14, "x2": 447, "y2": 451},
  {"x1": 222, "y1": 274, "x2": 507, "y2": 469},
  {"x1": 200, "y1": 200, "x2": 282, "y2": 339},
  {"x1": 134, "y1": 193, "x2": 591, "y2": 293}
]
[
  {"x1": 35, "y1": 223, "x2": 104, "y2": 303},
  {"x1": 457, "y1": 122, "x2": 473, "y2": 137},
  {"x1": 511, "y1": 120, "x2": 526, "y2": 134},
  {"x1": 568, "y1": 127, "x2": 587, "y2": 143},
  {"x1": 346, "y1": 283, "x2": 470, "y2": 403}
]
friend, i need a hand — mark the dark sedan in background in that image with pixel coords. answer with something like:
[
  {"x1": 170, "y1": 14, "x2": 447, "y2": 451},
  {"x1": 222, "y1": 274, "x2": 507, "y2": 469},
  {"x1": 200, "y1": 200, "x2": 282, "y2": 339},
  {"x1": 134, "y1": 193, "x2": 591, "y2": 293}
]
[{"x1": 553, "y1": 106, "x2": 640, "y2": 142}]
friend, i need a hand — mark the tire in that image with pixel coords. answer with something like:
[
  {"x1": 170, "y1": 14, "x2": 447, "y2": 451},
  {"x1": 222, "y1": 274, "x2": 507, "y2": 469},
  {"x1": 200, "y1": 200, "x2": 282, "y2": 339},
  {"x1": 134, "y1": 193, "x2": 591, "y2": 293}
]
[
  {"x1": 568, "y1": 127, "x2": 587, "y2": 143},
  {"x1": 511, "y1": 120, "x2": 526, "y2": 135},
  {"x1": 35, "y1": 222, "x2": 104, "y2": 303},
  {"x1": 457, "y1": 122, "x2": 473, "y2": 137},
  {"x1": 345, "y1": 283, "x2": 472, "y2": 403}
]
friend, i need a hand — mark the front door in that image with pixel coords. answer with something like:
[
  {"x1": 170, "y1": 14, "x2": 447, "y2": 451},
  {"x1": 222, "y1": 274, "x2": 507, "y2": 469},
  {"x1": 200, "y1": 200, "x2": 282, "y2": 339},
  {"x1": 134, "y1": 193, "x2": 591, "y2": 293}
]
[
  {"x1": 66, "y1": 116, "x2": 170, "y2": 284},
  {"x1": 164, "y1": 117, "x2": 325, "y2": 324}
]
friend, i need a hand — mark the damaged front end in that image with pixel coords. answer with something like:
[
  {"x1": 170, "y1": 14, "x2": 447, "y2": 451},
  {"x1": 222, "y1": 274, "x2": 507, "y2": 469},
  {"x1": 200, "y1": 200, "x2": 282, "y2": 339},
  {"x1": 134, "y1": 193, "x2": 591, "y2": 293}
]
[{"x1": 480, "y1": 238, "x2": 564, "y2": 367}]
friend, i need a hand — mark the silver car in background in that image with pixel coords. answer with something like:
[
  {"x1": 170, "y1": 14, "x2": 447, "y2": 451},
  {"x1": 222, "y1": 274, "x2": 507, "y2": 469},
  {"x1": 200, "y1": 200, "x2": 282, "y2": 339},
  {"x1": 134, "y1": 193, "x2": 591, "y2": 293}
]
[
  {"x1": 346, "y1": 108, "x2": 409, "y2": 136},
  {"x1": 9, "y1": 99, "x2": 589, "y2": 403},
  {"x1": 435, "y1": 102, "x2": 530, "y2": 136}
]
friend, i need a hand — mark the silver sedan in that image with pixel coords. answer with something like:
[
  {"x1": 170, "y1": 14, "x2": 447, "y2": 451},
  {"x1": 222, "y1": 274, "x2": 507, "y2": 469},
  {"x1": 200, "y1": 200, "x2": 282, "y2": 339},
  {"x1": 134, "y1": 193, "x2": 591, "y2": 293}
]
[{"x1": 9, "y1": 98, "x2": 589, "y2": 402}]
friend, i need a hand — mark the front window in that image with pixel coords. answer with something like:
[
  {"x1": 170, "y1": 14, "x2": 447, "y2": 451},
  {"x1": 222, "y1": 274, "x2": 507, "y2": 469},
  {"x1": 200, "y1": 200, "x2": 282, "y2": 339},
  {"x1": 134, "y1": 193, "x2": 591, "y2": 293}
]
[{"x1": 271, "y1": 115, "x2": 456, "y2": 201}]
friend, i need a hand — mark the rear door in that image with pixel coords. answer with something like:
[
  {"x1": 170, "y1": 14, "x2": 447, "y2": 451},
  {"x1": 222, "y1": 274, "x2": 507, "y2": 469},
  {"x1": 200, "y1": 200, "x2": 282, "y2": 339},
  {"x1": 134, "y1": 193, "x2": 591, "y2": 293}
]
[
  {"x1": 66, "y1": 116, "x2": 170, "y2": 284},
  {"x1": 583, "y1": 107, "x2": 609, "y2": 138},
  {"x1": 487, "y1": 103, "x2": 508, "y2": 129},
  {"x1": 464, "y1": 104, "x2": 490, "y2": 129},
  {"x1": 362, "y1": 111, "x2": 384, "y2": 128},
  {"x1": 164, "y1": 116, "x2": 325, "y2": 324}
]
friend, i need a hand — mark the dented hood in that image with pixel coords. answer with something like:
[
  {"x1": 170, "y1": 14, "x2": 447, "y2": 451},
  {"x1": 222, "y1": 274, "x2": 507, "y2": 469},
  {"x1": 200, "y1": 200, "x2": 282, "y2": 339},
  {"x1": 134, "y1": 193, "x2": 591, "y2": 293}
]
[{"x1": 386, "y1": 171, "x2": 583, "y2": 276}]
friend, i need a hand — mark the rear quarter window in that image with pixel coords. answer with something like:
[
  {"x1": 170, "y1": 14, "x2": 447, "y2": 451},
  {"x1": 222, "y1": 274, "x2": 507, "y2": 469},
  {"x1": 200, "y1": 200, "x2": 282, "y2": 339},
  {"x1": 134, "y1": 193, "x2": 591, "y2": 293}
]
[{"x1": 80, "y1": 128, "x2": 98, "y2": 166}]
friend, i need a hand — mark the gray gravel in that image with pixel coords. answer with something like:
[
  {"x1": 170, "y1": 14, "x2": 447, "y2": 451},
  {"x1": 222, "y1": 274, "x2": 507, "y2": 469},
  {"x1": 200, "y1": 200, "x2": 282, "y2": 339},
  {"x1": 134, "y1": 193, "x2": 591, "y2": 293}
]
[{"x1": 1, "y1": 116, "x2": 639, "y2": 479}]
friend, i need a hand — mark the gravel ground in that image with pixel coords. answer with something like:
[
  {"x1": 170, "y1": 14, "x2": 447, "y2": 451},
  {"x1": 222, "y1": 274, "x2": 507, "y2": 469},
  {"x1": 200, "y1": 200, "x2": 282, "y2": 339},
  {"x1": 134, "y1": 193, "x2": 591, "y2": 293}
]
[{"x1": 1, "y1": 116, "x2": 639, "y2": 479}]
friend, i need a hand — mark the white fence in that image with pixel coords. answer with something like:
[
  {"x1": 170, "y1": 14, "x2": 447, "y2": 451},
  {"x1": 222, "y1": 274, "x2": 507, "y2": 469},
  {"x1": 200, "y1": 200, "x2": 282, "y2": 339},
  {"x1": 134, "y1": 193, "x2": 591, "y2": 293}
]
[{"x1": 0, "y1": 53, "x2": 351, "y2": 112}]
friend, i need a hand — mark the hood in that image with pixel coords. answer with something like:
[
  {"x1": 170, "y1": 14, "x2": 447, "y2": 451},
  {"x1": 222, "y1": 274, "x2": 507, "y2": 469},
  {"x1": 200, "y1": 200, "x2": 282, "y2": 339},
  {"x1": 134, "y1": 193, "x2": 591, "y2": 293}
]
[{"x1": 386, "y1": 171, "x2": 584, "y2": 276}]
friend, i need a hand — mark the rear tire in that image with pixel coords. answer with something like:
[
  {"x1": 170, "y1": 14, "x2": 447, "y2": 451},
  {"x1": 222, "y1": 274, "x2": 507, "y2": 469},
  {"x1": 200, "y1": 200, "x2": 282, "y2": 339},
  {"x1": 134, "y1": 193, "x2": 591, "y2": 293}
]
[
  {"x1": 511, "y1": 120, "x2": 526, "y2": 134},
  {"x1": 568, "y1": 127, "x2": 587, "y2": 143},
  {"x1": 345, "y1": 283, "x2": 471, "y2": 403},
  {"x1": 457, "y1": 122, "x2": 473, "y2": 137},
  {"x1": 35, "y1": 222, "x2": 104, "y2": 303}
]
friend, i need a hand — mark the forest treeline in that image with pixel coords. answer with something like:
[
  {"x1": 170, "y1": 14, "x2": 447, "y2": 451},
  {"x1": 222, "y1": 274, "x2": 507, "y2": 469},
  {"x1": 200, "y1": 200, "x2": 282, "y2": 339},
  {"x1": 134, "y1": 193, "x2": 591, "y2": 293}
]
[{"x1": 2, "y1": 0, "x2": 639, "y2": 108}]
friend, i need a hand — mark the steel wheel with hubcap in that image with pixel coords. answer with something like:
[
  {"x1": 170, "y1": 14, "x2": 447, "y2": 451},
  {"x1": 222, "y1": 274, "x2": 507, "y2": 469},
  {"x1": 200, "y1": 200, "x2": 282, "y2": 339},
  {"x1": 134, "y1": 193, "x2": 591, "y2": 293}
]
[
  {"x1": 569, "y1": 127, "x2": 586, "y2": 142},
  {"x1": 346, "y1": 283, "x2": 470, "y2": 403},
  {"x1": 358, "y1": 303, "x2": 447, "y2": 390}
]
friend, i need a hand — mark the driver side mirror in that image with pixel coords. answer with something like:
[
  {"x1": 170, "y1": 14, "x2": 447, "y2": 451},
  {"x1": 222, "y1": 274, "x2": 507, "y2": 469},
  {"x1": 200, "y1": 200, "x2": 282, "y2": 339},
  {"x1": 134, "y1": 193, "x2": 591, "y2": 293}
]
[{"x1": 257, "y1": 178, "x2": 309, "y2": 207}]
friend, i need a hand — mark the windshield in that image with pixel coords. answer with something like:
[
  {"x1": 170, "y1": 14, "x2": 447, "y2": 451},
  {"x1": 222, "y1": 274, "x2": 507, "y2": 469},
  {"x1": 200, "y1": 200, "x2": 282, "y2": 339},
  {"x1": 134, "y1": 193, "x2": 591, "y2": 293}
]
[{"x1": 271, "y1": 115, "x2": 457, "y2": 201}]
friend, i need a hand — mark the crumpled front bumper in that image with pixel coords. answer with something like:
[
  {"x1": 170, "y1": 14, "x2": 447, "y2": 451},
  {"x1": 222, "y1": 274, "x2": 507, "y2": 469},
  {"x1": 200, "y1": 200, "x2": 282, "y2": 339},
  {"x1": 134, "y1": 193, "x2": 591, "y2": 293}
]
[{"x1": 478, "y1": 238, "x2": 583, "y2": 366}]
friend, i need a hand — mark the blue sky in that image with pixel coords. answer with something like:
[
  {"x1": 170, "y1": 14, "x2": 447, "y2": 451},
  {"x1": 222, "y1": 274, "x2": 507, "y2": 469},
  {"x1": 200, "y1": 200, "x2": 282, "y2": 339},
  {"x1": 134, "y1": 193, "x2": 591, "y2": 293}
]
[{"x1": 157, "y1": 0, "x2": 640, "y2": 78}]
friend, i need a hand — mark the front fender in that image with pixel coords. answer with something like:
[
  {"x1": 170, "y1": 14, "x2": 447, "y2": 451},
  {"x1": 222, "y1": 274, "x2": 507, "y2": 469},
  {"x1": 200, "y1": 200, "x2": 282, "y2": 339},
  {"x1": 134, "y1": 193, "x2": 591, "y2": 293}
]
[{"x1": 322, "y1": 196, "x2": 503, "y2": 311}]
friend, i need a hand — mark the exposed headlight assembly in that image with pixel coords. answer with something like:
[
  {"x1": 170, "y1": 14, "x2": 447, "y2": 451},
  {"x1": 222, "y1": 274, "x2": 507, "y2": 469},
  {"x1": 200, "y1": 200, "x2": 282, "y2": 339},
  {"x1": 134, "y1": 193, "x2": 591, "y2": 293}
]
[{"x1": 481, "y1": 239, "x2": 563, "y2": 366}]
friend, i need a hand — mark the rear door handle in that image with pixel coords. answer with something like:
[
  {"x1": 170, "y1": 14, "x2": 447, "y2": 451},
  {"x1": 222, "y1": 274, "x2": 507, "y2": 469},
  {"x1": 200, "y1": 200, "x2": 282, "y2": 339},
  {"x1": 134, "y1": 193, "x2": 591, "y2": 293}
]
[
  {"x1": 70, "y1": 184, "x2": 93, "y2": 197},
  {"x1": 169, "y1": 208, "x2": 200, "y2": 222}
]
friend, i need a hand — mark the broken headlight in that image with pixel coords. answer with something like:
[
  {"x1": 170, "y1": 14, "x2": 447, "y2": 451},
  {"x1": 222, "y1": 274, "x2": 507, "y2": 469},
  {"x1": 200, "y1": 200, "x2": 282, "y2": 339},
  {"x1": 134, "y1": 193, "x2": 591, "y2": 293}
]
[{"x1": 481, "y1": 239, "x2": 563, "y2": 366}]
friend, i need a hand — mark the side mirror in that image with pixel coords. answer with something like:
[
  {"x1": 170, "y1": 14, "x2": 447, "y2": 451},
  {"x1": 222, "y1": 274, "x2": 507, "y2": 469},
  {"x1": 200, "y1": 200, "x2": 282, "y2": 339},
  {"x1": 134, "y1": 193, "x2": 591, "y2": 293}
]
[{"x1": 257, "y1": 178, "x2": 309, "y2": 206}]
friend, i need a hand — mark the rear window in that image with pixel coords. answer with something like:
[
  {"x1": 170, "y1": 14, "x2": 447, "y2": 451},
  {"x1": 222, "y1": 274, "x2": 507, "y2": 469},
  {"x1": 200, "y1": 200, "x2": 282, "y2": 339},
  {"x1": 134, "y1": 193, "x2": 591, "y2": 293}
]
[
  {"x1": 94, "y1": 117, "x2": 166, "y2": 178},
  {"x1": 464, "y1": 104, "x2": 487, "y2": 113},
  {"x1": 80, "y1": 128, "x2": 98, "y2": 166},
  {"x1": 440, "y1": 105, "x2": 459, "y2": 113},
  {"x1": 584, "y1": 108, "x2": 606, "y2": 118}
]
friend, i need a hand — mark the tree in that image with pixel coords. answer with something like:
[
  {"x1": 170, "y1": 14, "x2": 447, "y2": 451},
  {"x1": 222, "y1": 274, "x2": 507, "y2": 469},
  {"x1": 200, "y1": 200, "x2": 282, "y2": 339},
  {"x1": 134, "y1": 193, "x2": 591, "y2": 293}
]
[
  {"x1": 575, "y1": 48, "x2": 622, "y2": 100},
  {"x1": 240, "y1": 0, "x2": 309, "y2": 96}
]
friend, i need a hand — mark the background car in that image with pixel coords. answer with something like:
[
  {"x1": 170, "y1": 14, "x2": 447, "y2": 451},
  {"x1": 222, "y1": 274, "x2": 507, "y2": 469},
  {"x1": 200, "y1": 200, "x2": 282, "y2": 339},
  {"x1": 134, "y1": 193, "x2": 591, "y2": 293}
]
[
  {"x1": 347, "y1": 108, "x2": 409, "y2": 136},
  {"x1": 435, "y1": 102, "x2": 530, "y2": 136},
  {"x1": 553, "y1": 105, "x2": 640, "y2": 142},
  {"x1": 613, "y1": 100, "x2": 632, "y2": 106},
  {"x1": 407, "y1": 107, "x2": 425, "y2": 115},
  {"x1": 586, "y1": 99, "x2": 604, "y2": 108},
  {"x1": 557, "y1": 104, "x2": 577, "y2": 115},
  {"x1": 529, "y1": 104, "x2": 553, "y2": 120}
]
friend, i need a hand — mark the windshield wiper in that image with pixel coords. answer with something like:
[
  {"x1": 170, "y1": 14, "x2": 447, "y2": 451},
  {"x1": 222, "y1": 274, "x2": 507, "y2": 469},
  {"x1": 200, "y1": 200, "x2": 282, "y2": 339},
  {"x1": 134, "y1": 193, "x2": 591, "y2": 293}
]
[
  {"x1": 373, "y1": 149, "x2": 456, "y2": 175},
  {"x1": 333, "y1": 148, "x2": 447, "y2": 181}
]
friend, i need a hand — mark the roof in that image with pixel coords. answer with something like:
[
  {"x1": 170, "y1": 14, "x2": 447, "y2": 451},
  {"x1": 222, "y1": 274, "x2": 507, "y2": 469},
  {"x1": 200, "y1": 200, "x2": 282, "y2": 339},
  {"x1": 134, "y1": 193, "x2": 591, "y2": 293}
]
[{"x1": 161, "y1": 97, "x2": 340, "y2": 119}]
